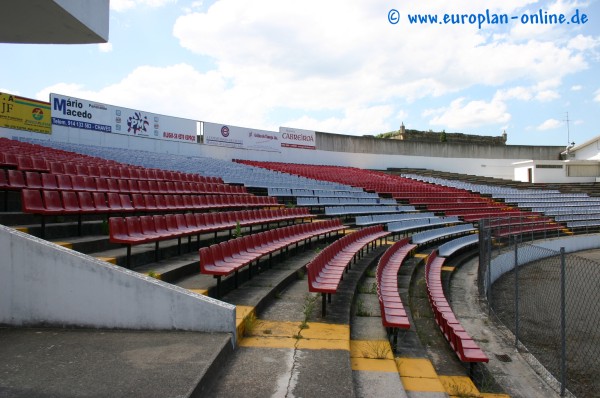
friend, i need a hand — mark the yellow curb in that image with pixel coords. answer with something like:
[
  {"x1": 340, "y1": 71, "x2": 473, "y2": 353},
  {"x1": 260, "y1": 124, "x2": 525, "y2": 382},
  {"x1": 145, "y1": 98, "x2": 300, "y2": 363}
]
[
  {"x1": 439, "y1": 375, "x2": 479, "y2": 397},
  {"x1": 480, "y1": 393, "x2": 511, "y2": 398},
  {"x1": 239, "y1": 336, "x2": 298, "y2": 349},
  {"x1": 14, "y1": 227, "x2": 28, "y2": 234},
  {"x1": 246, "y1": 320, "x2": 301, "y2": 338},
  {"x1": 235, "y1": 306, "x2": 256, "y2": 341},
  {"x1": 300, "y1": 322, "x2": 350, "y2": 341},
  {"x1": 188, "y1": 289, "x2": 208, "y2": 296},
  {"x1": 96, "y1": 257, "x2": 117, "y2": 265},
  {"x1": 350, "y1": 340, "x2": 394, "y2": 359},
  {"x1": 296, "y1": 338, "x2": 349, "y2": 351},
  {"x1": 400, "y1": 376, "x2": 446, "y2": 392},
  {"x1": 395, "y1": 357, "x2": 439, "y2": 378},
  {"x1": 54, "y1": 242, "x2": 73, "y2": 249},
  {"x1": 441, "y1": 266, "x2": 456, "y2": 272},
  {"x1": 351, "y1": 357, "x2": 398, "y2": 372},
  {"x1": 414, "y1": 253, "x2": 428, "y2": 259}
]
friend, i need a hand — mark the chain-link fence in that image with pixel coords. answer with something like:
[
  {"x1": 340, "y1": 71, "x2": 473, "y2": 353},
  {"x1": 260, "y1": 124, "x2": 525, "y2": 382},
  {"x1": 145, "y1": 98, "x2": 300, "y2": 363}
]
[{"x1": 479, "y1": 219, "x2": 600, "y2": 398}]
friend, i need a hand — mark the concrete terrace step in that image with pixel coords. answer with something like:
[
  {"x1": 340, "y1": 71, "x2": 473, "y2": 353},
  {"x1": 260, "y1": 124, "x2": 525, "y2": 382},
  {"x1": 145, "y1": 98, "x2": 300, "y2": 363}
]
[{"x1": 0, "y1": 328, "x2": 234, "y2": 398}]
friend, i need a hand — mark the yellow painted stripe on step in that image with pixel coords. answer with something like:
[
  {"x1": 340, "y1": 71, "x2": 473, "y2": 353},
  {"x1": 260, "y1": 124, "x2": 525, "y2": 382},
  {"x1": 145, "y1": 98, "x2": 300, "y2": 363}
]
[
  {"x1": 14, "y1": 227, "x2": 28, "y2": 233},
  {"x1": 188, "y1": 289, "x2": 208, "y2": 296},
  {"x1": 351, "y1": 357, "x2": 398, "y2": 372},
  {"x1": 414, "y1": 254, "x2": 428, "y2": 259},
  {"x1": 54, "y1": 242, "x2": 73, "y2": 249},
  {"x1": 239, "y1": 335, "x2": 350, "y2": 351},
  {"x1": 246, "y1": 320, "x2": 301, "y2": 338},
  {"x1": 439, "y1": 375, "x2": 479, "y2": 397},
  {"x1": 400, "y1": 376, "x2": 446, "y2": 392},
  {"x1": 350, "y1": 340, "x2": 393, "y2": 359},
  {"x1": 239, "y1": 336, "x2": 298, "y2": 349},
  {"x1": 297, "y1": 338, "x2": 349, "y2": 351},
  {"x1": 395, "y1": 357, "x2": 439, "y2": 378},
  {"x1": 235, "y1": 306, "x2": 256, "y2": 340},
  {"x1": 441, "y1": 266, "x2": 455, "y2": 272},
  {"x1": 300, "y1": 322, "x2": 350, "y2": 341},
  {"x1": 236, "y1": 305, "x2": 255, "y2": 321},
  {"x1": 96, "y1": 257, "x2": 117, "y2": 265}
]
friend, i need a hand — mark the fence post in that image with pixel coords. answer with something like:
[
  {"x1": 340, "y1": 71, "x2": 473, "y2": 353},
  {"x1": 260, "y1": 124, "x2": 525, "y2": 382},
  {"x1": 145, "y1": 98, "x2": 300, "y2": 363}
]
[
  {"x1": 514, "y1": 235, "x2": 519, "y2": 348},
  {"x1": 486, "y1": 227, "x2": 492, "y2": 315},
  {"x1": 560, "y1": 247, "x2": 566, "y2": 397}
]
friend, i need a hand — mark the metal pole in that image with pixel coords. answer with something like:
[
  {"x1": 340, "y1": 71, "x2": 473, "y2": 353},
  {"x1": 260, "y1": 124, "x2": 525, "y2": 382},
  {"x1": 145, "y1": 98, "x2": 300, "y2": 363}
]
[
  {"x1": 514, "y1": 236, "x2": 519, "y2": 348},
  {"x1": 486, "y1": 227, "x2": 492, "y2": 315},
  {"x1": 560, "y1": 247, "x2": 566, "y2": 396}
]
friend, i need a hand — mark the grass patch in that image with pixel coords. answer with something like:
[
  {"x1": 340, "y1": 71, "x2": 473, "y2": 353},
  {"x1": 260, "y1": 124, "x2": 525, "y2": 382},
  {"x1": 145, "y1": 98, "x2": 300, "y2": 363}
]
[
  {"x1": 243, "y1": 312, "x2": 257, "y2": 336},
  {"x1": 355, "y1": 298, "x2": 371, "y2": 317},
  {"x1": 300, "y1": 293, "x2": 319, "y2": 329},
  {"x1": 361, "y1": 340, "x2": 392, "y2": 359}
]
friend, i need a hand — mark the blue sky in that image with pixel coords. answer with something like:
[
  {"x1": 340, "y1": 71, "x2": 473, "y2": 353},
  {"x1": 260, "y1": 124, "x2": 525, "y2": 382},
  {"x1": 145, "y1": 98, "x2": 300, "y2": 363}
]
[{"x1": 1, "y1": 0, "x2": 599, "y2": 146}]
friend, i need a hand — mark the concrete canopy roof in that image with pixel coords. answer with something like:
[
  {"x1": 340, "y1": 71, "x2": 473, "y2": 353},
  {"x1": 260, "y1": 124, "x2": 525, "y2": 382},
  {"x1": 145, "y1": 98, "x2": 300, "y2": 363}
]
[{"x1": 0, "y1": 0, "x2": 109, "y2": 44}]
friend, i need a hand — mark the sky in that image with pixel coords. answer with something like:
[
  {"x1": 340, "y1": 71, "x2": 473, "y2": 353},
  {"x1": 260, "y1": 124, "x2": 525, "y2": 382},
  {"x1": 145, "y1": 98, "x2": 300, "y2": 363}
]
[{"x1": 1, "y1": 0, "x2": 599, "y2": 146}]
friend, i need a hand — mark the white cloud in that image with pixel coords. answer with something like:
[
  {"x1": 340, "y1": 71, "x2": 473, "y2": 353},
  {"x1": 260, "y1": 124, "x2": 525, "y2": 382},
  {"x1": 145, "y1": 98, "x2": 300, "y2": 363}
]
[
  {"x1": 571, "y1": 85, "x2": 582, "y2": 91},
  {"x1": 283, "y1": 106, "x2": 395, "y2": 135},
  {"x1": 537, "y1": 118, "x2": 562, "y2": 131},
  {"x1": 595, "y1": 89, "x2": 600, "y2": 102},
  {"x1": 111, "y1": 0, "x2": 175, "y2": 12},
  {"x1": 426, "y1": 97, "x2": 511, "y2": 130},
  {"x1": 36, "y1": 0, "x2": 596, "y2": 137},
  {"x1": 98, "y1": 42, "x2": 113, "y2": 53},
  {"x1": 535, "y1": 90, "x2": 560, "y2": 101}
]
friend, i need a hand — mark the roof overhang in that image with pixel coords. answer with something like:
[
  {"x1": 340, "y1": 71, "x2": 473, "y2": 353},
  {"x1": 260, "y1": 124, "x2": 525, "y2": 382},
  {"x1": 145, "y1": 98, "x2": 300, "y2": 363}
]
[{"x1": 0, "y1": 0, "x2": 109, "y2": 44}]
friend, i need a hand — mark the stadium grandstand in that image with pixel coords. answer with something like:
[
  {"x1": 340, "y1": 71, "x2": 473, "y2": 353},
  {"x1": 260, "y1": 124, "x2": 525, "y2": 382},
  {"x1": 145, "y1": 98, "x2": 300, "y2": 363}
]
[{"x1": 3, "y1": 2, "x2": 600, "y2": 397}]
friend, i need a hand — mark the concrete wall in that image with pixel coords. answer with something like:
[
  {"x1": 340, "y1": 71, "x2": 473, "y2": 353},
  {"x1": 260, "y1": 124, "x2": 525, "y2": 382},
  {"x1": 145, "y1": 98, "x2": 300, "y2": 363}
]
[
  {"x1": 316, "y1": 132, "x2": 564, "y2": 161},
  {"x1": 0, "y1": 225, "x2": 236, "y2": 339},
  {"x1": 489, "y1": 234, "x2": 600, "y2": 287},
  {"x1": 0, "y1": 125, "x2": 567, "y2": 181}
]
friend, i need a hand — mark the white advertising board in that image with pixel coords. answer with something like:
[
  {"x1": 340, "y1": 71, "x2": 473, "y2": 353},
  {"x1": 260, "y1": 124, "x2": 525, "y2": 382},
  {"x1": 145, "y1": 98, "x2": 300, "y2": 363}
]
[
  {"x1": 279, "y1": 127, "x2": 316, "y2": 150},
  {"x1": 203, "y1": 122, "x2": 281, "y2": 152},
  {"x1": 203, "y1": 123, "x2": 317, "y2": 151},
  {"x1": 50, "y1": 93, "x2": 197, "y2": 143}
]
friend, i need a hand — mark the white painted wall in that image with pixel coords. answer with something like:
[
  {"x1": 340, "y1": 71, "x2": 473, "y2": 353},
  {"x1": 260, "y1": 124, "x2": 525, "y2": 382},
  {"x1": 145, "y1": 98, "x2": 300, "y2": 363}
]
[
  {"x1": 0, "y1": 225, "x2": 236, "y2": 340},
  {"x1": 0, "y1": 126, "x2": 580, "y2": 181},
  {"x1": 489, "y1": 234, "x2": 600, "y2": 287},
  {"x1": 573, "y1": 139, "x2": 600, "y2": 161}
]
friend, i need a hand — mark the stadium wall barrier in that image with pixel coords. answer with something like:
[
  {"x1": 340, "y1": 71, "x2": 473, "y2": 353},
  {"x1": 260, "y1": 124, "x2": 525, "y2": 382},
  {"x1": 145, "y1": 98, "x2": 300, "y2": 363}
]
[
  {"x1": 0, "y1": 125, "x2": 563, "y2": 180},
  {"x1": 489, "y1": 233, "x2": 600, "y2": 285},
  {"x1": 0, "y1": 225, "x2": 236, "y2": 341}
]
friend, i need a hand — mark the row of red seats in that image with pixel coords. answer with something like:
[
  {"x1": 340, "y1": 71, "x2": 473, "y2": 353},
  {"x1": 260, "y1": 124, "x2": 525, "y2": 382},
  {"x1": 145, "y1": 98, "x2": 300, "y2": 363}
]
[
  {"x1": 425, "y1": 250, "x2": 489, "y2": 363},
  {"x1": 376, "y1": 238, "x2": 416, "y2": 343},
  {"x1": 200, "y1": 219, "x2": 346, "y2": 296},
  {"x1": 2, "y1": 170, "x2": 244, "y2": 195},
  {"x1": 1, "y1": 138, "x2": 221, "y2": 184},
  {"x1": 46, "y1": 161, "x2": 221, "y2": 184},
  {"x1": 22, "y1": 189, "x2": 281, "y2": 218},
  {"x1": 306, "y1": 225, "x2": 390, "y2": 316},
  {"x1": 108, "y1": 209, "x2": 315, "y2": 268}
]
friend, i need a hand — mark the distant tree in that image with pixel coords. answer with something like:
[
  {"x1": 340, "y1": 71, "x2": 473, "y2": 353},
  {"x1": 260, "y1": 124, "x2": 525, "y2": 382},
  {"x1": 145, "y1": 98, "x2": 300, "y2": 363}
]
[{"x1": 440, "y1": 130, "x2": 447, "y2": 143}]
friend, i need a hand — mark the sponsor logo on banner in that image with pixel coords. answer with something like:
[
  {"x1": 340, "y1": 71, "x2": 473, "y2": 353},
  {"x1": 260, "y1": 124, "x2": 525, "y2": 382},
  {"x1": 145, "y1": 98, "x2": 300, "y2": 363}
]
[
  {"x1": 0, "y1": 92, "x2": 52, "y2": 134},
  {"x1": 203, "y1": 122, "x2": 280, "y2": 152},
  {"x1": 50, "y1": 93, "x2": 197, "y2": 143},
  {"x1": 279, "y1": 127, "x2": 316, "y2": 150}
]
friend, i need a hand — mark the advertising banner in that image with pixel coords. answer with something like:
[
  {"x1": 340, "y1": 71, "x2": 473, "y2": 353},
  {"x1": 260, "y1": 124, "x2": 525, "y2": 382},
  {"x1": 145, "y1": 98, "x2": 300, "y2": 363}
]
[
  {"x1": 203, "y1": 122, "x2": 281, "y2": 152},
  {"x1": 0, "y1": 93, "x2": 51, "y2": 134},
  {"x1": 50, "y1": 93, "x2": 197, "y2": 143},
  {"x1": 279, "y1": 127, "x2": 316, "y2": 149}
]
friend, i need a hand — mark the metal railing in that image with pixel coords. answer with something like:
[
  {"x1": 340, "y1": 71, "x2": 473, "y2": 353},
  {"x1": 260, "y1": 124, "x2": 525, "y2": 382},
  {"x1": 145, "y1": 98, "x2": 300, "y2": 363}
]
[{"x1": 479, "y1": 218, "x2": 600, "y2": 397}]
